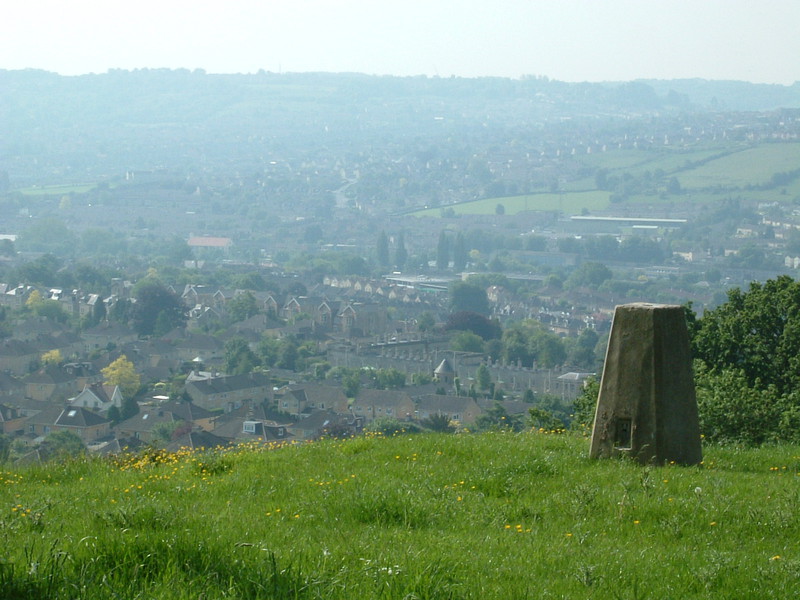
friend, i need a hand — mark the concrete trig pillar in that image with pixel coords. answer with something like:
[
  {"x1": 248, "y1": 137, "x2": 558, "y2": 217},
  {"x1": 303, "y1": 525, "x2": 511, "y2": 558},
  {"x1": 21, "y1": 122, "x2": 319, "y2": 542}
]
[{"x1": 590, "y1": 303, "x2": 702, "y2": 465}]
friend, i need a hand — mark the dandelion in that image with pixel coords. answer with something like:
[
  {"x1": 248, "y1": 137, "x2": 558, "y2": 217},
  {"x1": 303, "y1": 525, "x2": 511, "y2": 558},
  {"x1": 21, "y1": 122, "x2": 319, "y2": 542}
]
[
  {"x1": 771, "y1": 555, "x2": 781, "y2": 561},
  {"x1": 633, "y1": 520, "x2": 640, "y2": 525}
]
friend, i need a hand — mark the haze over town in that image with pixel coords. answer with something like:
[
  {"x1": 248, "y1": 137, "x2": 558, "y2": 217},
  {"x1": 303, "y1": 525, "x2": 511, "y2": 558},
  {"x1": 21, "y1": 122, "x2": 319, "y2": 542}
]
[{"x1": 4, "y1": 0, "x2": 800, "y2": 84}]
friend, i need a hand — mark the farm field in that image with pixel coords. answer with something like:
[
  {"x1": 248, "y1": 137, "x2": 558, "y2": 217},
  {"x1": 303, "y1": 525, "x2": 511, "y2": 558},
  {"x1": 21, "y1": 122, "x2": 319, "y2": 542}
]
[
  {"x1": 17, "y1": 183, "x2": 97, "y2": 196},
  {"x1": 412, "y1": 141, "x2": 800, "y2": 218},
  {"x1": 2, "y1": 433, "x2": 799, "y2": 599},
  {"x1": 677, "y1": 143, "x2": 800, "y2": 190},
  {"x1": 412, "y1": 190, "x2": 611, "y2": 217}
]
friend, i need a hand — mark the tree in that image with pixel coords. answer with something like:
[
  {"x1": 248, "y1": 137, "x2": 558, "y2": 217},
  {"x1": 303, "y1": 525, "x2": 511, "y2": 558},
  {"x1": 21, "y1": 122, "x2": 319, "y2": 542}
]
[
  {"x1": 692, "y1": 276, "x2": 800, "y2": 397},
  {"x1": 452, "y1": 232, "x2": 468, "y2": 272},
  {"x1": 376, "y1": 230, "x2": 390, "y2": 268},
  {"x1": 277, "y1": 338, "x2": 298, "y2": 371},
  {"x1": 436, "y1": 230, "x2": 449, "y2": 270},
  {"x1": 450, "y1": 331, "x2": 485, "y2": 353},
  {"x1": 102, "y1": 355, "x2": 141, "y2": 399},
  {"x1": 224, "y1": 337, "x2": 259, "y2": 375},
  {"x1": 373, "y1": 368, "x2": 406, "y2": 390},
  {"x1": 475, "y1": 364, "x2": 491, "y2": 392},
  {"x1": 690, "y1": 276, "x2": 800, "y2": 444},
  {"x1": 38, "y1": 430, "x2": 84, "y2": 460},
  {"x1": 41, "y1": 349, "x2": 63, "y2": 366},
  {"x1": 394, "y1": 232, "x2": 408, "y2": 270},
  {"x1": 445, "y1": 311, "x2": 501, "y2": 340},
  {"x1": 566, "y1": 262, "x2": 612, "y2": 288},
  {"x1": 417, "y1": 312, "x2": 435, "y2": 333},
  {"x1": 107, "y1": 405, "x2": 121, "y2": 425},
  {"x1": 227, "y1": 291, "x2": 260, "y2": 323},
  {"x1": 421, "y1": 413, "x2": 455, "y2": 433},
  {"x1": 341, "y1": 370, "x2": 361, "y2": 398},
  {"x1": 120, "y1": 395, "x2": 140, "y2": 421},
  {"x1": 131, "y1": 278, "x2": 187, "y2": 336},
  {"x1": 449, "y1": 281, "x2": 489, "y2": 316},
  {"x1": 566, "y1": 328, "x2": 600, "y2": 369},
  {"x1": 475, "y1": 402, "x2": 523, "y2": 432}
]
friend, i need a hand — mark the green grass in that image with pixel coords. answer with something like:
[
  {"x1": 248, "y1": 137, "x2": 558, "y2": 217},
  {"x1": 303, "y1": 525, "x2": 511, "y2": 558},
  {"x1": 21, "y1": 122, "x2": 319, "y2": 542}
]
[
  {"x1": 677, "y1": 143, "x2": 800, "y2": 190},
  {"x1": 2, "y1": 434, "x2": 800, "y2": 599},
  {"x1": 16, "y1": 183, "x2": 97, "y2": 196},
  {"x1": 412, "y1": 191, "x2": 611, "y2": 217}
]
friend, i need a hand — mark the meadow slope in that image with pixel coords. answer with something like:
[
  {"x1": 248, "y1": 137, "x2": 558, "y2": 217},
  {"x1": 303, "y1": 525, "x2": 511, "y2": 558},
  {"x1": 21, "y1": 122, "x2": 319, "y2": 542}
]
[{"x1": 2, "y1": 433, "x2": 799, "y2": 599}]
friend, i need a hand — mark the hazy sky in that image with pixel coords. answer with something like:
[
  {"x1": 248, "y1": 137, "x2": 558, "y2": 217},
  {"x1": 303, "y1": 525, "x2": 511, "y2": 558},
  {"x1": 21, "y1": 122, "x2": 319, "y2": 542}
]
[{"x1": 4, "y1": 0, "x2": 799, "y2": 84}]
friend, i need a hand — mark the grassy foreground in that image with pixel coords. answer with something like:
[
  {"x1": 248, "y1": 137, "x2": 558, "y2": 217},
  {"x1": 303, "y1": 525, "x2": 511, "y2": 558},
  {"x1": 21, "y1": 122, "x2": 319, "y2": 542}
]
[{"x1": 2, "y1": 432, "x2": 799, "y2": 599}]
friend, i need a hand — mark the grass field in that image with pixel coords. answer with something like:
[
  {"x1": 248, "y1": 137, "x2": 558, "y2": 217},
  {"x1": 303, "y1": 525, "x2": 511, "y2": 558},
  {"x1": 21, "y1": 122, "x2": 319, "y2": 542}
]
[
  {"x1": 17, "y1": 183, "x2": 97, "y2": 196},
  {"x1": 2, "y1": 432, "x2": 799, "y2": 599},
  {"x1": 412, "y1": 191, "x2": 611, "y2": 217},
  {"x1": 676, "y1": 143, "x2": 800, "y2": 190}
]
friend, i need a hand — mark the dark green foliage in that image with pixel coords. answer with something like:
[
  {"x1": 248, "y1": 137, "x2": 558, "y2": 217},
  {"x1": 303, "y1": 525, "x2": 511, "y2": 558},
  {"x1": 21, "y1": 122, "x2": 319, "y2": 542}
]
[
  {"x1": 452, "y1": 232, "x2": 467, "y2": 271},
  {"x1": 131, "y1": 279, "x2": 187, "y2": 336},
  {"x1": 365, "y1": 418, "x2": 420, "y2": 436},
  {"x1": 571, "y1": 378, "x2": 599, "y2": 433},
  {"x1": 474, "y1": 402, "x2": 523, "y2": 432},
  {"x1": 501, "y1": 320, "x2": 566, "y2": 368},
  {"x1": 694, "y1": 363, "x2": 786, "y2": 445},
  {"x1": 421, "y1": 413, "x2": 455, "y2": 433},
  {"x1": 448, "y1": 281, "x2": 489, "y2": 316},
  {"x1": 475, "y1": 364, "x2": 491, "y2": 391},
  {"x1": 566, "y1": 262, "x2": 612, "y2": 288},
  {"x1": 690, "y1": 276, "x2": 800, "y2": 444},
  {"x1": 436, "y1": 230, "x2": 449, "y2": 271},
  {"x1": 393, "y1": 232, "x2": 408, "y2": 270},
  {"x1": 120, "y1": 395, "x2": 139, "y2": 421},
  {"x1": 376, "y1": 230, "x2": 390, "y2": 267},
  {"x1": 444, "y1": 311, "x2": 501, "y2": 340},
  {"x1": 449, "y1": 331, "x2": 485, "y2": 353},
  {"x1": 106, "y1": 405, "x2": 121, "y2": 425},
  {"x1": 224, "y1": 337, "x2": 259, "y2": 375},
  {"x1": 38, "y1": 431, "x2": 85, "y2": 460},
  {"x1": 227, "y1": 291, "x2": 260, "y2": 323},
  {"x1": 693, "y1": 276, "x2": 800, "y2": 397},
  {"x1": 372, "y1": 368, "x2": 406, "y2": 390}
]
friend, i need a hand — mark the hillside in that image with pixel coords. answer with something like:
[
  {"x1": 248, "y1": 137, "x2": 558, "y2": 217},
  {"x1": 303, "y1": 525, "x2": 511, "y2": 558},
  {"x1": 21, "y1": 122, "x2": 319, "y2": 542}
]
[{"x1": 2, "y1": 432, "x2": 799, "y2": 599}]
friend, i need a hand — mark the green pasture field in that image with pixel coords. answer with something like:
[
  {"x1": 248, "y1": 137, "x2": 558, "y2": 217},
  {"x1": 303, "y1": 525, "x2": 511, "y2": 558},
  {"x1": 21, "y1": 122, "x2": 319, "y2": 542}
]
[
  {"x1": 2, "y1": 433, "x2": 799, "y2": 599},
  {"x1": 677, "y1": 143, "x2": 800, "y2": 190},
  {"x1": 17, "y1": 183, "x2": 97, "y2": 196},
  {"x1": 576, "y1": 145, "x2": 732, "y2": 176},
  {"x1": 412, "y1": 191, "x2": 611, "y2": 217}
]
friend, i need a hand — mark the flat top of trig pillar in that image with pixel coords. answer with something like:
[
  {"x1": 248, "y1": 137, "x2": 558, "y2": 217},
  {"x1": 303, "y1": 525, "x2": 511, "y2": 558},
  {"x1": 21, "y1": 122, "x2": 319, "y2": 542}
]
[{"x1": 617, "y1": 302, "x2": 682, "y2": 311}]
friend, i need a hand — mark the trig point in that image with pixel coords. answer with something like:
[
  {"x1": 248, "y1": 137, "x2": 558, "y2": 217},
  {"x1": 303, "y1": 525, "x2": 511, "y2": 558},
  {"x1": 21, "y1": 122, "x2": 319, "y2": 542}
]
[{"x1": 589, "y1": 303, "x2": 702, "y2": 465}]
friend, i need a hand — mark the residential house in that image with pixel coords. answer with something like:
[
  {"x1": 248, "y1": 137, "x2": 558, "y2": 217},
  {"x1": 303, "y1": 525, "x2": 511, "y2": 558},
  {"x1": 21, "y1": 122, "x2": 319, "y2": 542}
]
[
  {"x1": 115, "y1": 406, "x2": 180, "y2": 444},
  {"x1": 185, "y1": 372, "x2": 271, "y2": 412},
  {"x1": 23, "y1": 364, "x2": 80, "y2": 402},
  {"x1": 170, "y1": 332, "x2": 225, "y2": 364},
  {"x1": 0, "y1": 371, "x2": 25, "y2": 399},
  {"x1": 0, "y1": 403, "x2": 25, "y2": 434},
  {"x1": 285, "y1": 409, "x2": 347, "y2": 440},
  {"x1": 69, "y1": 383, "x2": 124, "y2": 413},
  {"x1": 348, "y1": 388, "x2": 415, "y2": 422},
  {"x1": 157, "y1": 400, "x2": 216, "y2": 431},
  {"x1": 0, "y1": 339, "x2": 40, "y2": 375},
  {"x1": 83, "y1": 321, "x2": 138, "y2": 352},
  {"x1": 337, "y1": 302, "x2": 388, "y2": 337},
  {"x1": 25, "y1": 406, "x2": 111, "y2": 442},
  {"x1": 164, "y1": 429, "x2": 230, "y2": 452},
  {"x1": 210, "y1": 400, "x2": 293, "y2": 444}
]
